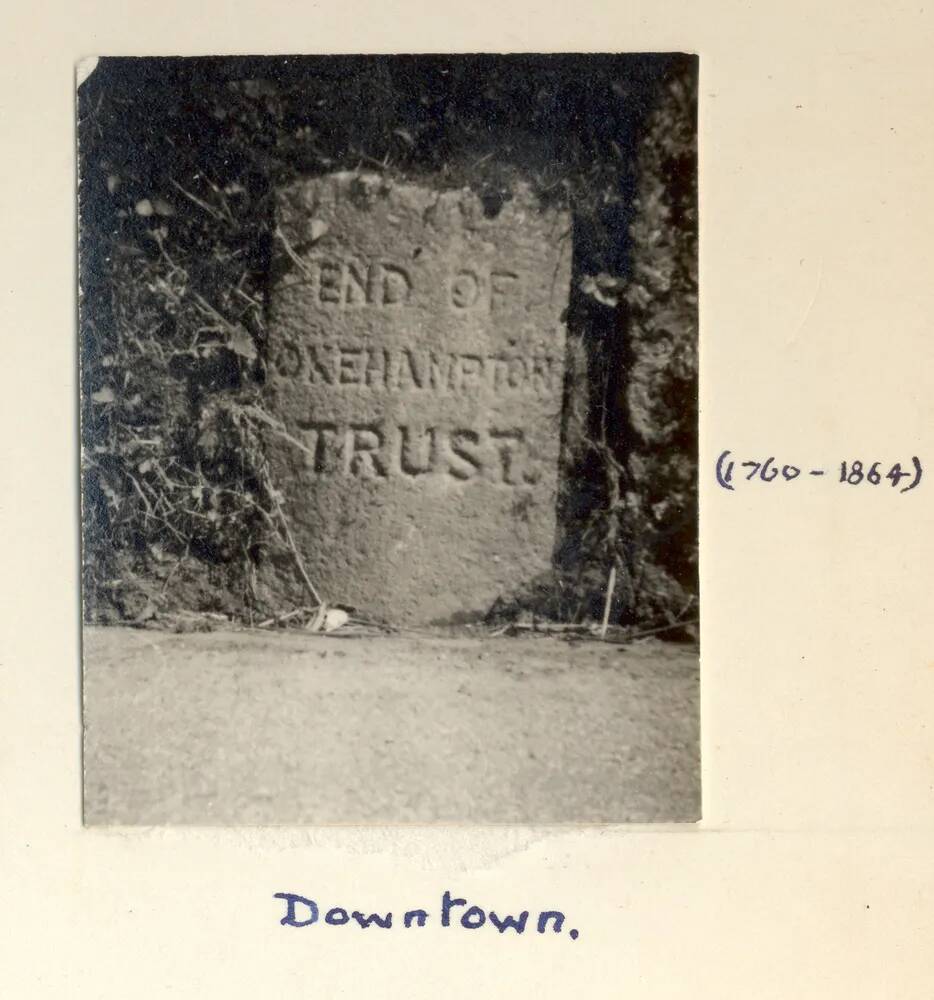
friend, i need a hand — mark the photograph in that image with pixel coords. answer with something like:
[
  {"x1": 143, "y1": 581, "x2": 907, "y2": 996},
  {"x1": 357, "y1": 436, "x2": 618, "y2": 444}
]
[{"x1": 78, "y1": 52, "x2": 699, "y2": 824}]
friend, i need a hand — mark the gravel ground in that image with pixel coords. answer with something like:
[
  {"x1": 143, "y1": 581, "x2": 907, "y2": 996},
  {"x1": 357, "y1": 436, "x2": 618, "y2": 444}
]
[{"x1": 82, "y1": 626, "x2": 700, "y2": 825}]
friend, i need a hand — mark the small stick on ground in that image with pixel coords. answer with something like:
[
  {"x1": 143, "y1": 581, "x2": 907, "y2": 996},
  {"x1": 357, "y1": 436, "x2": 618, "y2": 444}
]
[
  {"x1": 306, "y1": 604, "x2": 328, "y2": 632},
  {"x1": 260, "y1": 463, "x2": 323, "y2": 608},
  {"x1": 497, "y1": 622, "x2": 596, "y2": 634},
  {"x1": 256, "y1": 607, "x2": 312, "y2": 629},
  {"x1": 622, "y1": 618, "x2": 700, "y2": 642},
  {"x1": 600, "y1": 564, "x2": 617, "y2": 640}
]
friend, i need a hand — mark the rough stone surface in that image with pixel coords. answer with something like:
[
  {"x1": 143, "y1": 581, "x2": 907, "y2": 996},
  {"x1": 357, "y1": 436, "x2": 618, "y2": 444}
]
[{"x1": 266, "y1": 173, "x2": 571, "y2": 623}]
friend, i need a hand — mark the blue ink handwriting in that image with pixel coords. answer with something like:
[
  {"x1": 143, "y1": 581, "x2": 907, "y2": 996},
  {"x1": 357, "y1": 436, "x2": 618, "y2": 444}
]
[{"x1": 273, "y1": 890, "x2": 580, "y2": 940}]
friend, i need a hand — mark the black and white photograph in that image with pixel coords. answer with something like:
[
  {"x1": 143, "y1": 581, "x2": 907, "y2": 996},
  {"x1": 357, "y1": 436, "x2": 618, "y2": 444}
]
[
  {"x1": 78, "y1": 53, "x2": 699, "y2": 825},
  {"x1": 12, "y1": 3, "x2": 934, "y2": 993}
]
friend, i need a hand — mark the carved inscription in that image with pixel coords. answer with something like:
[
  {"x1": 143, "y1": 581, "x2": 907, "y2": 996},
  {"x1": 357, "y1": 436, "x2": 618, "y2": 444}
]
[
  {"x1": 292, "y1": 255, "x2": 530, "y2": 313},
  {"x1": 274, "y1": 342, "x2": 558, "y2": 396},
  {"x1": 269, "y1": 176, "x2": 571, "y2": 623},
  {"x1": 297, "y1": 421, "x2": 543, "y2": 486},
  {"x1": 300, "y1": 256, "x2": 413, "y2": 307},
  {"x1": 449, "y1": 268, "x2": 522, "y2": 312}
]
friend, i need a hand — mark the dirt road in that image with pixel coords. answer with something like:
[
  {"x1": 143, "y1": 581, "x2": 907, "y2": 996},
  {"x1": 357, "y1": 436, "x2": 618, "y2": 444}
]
[{"x1": 82, "y1": 627, "x2": 699, "y2": 825}]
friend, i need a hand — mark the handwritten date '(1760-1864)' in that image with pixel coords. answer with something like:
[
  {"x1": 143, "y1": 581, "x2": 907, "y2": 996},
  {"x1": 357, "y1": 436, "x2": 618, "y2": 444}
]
[{"x1": 715, "y1": 452, "x2": 923, "y2": 494}]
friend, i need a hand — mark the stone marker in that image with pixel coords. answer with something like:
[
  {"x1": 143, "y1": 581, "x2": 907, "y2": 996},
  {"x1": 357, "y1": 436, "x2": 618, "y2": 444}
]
[{"x1": 266, "y1": 172, "x2": 571, "y2": 624}]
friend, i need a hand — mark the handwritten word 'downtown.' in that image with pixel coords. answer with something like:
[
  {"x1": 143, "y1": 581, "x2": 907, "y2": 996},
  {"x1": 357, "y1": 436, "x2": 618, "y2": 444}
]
[{"x1": 273, "y1": 891, "x2": 581, "y2": 940}]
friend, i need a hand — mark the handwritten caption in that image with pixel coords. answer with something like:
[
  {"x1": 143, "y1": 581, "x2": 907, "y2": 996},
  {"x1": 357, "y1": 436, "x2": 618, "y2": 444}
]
[
  {"x1": 715, "y1": 452, "x2": 923, "y2": 494},
  {"x1": 274, "y1": 890, "x2": 580, "y2": 940}
]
